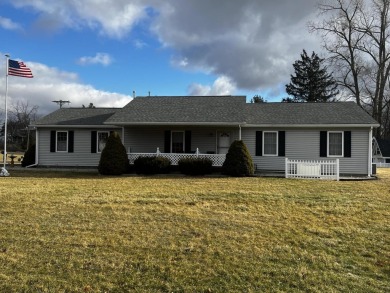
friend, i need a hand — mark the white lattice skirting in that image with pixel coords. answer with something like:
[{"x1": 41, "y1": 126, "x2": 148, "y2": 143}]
[{"x1": 128, "y1": 148, "x2": 226, "y2": 167}]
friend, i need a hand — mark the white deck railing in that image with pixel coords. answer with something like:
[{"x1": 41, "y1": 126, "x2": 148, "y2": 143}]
[
  {"x1": 376, "y1": 162, "x2": 390, "y2": 168},
  {"x1": 128, "y1": 148, "x2": 226, "y2": 167},
  {"x1": 285, "y1": 158, "x2": 339, "y2": 181}
]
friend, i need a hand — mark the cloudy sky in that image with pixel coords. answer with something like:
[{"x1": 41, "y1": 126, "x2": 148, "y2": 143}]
[{"x1": 0, "y1": 0, "x2": 321, "y2": 116}]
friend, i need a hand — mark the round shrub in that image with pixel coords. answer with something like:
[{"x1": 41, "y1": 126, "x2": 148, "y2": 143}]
[
  {"x1": 178, "y1": 157, "x2": 213, "y2": 176},
  {"x1": 98, "y1": 132, "x2": 129, "y2": 175},
  {"x1": 21, "y1": 144, "x2": 36, "y2": 167},
  {"x1": 134, "y1": 156, "x2": 171, "y2": 175},
  {"x1": 222, "y1": 140, "x2": 254, "y2": 177}
]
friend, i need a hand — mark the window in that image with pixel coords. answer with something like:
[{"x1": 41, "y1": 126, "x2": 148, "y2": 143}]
[
  {"x1": 97, "y1": 131, "x2": 109, "y2": 153},
  {"x1": 263, "y1": 131, "x2": 278, "y2": 156},
  {"x1": 56, "y1": 131, "x2": 68, "y2": 152},
  {"x1": 328, "y1": 131, "x2": 343, "y2": 157}
]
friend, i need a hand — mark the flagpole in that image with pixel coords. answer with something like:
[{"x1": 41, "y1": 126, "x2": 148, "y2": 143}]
[{"x1": 3, "y1": 54, "x2": 9, "y2": 171}]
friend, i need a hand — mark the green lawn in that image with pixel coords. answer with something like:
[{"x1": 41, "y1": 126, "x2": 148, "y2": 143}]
[{"x1": 0, "y1": 169, "x2": 389, "y2": 292}]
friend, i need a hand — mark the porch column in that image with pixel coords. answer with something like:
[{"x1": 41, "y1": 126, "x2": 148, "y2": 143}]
[{"x1": 239, "y1": 125, "x2": 242, "y2": 140}]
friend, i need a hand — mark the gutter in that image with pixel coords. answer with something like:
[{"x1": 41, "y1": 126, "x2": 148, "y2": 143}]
[
  {"x1": 242, "y1": 123, "x2": 380, "y2": 128},
  {"x1": 31, "y1": 125, "x2": 120, "y2": 129},
  {"x1": 368, "y1": 127, "x2": 373, "y2": 177},
  {"x1": 104, "y1": 122, "x2": 247, "y2": 126}
]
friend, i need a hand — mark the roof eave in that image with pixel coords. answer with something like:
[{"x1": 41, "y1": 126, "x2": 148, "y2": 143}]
[
  {"x1": 243, "y1": 123, "x2": 380, "y2": 128},
  {"x1": 31, "y1": 124, "x2": 121, "y2": 128},
  {"x1": 104, "y1": 121, "x2": 247, "y2": 126}
]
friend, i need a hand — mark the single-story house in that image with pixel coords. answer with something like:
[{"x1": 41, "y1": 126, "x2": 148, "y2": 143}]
[
  {"x1": 31, "y1": 95, "x2": 379, "y2": 176},
  {"x1": 373, "y1": 138, "x2": 390, "y2": 165}
]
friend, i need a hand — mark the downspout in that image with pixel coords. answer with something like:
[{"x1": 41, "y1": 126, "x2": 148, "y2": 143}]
[
  {"x1": 368, "y1": 127, "x2": 373, "y2": 177},
  {"x1": 27, "y1": 127, "x2": 38, "y2": 168},
  {"x1": 238, "y1": 125, "x2": 242, "y2": 140}
]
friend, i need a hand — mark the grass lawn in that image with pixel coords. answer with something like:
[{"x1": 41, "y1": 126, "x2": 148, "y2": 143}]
[{"x1": 0, "y1": 169, "x2": 389, "y2": 292}]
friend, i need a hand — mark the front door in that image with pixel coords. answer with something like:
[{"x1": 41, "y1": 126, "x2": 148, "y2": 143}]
[
  {"x1": 218, "y1": 132, "x2": 230, "y2": 154},
  {"x1": 172, "y1": 131, "x2": 184, "y2": 153}
]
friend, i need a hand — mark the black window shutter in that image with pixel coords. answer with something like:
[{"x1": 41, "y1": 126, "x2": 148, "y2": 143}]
[
  {"x1": 185, "y1": 131, "x2": 192, "y2": 153},
  {"x1": 68, "y1": 131, "x2": 74, "y2": 153},
  {"x1": 278, "y1": 131, "x2": 285, "y2": 157},
  {"x1": 91, "y1": 131, "x2": 97, "y2": 153},
  {"x1": 255, "y1": 131, "x2": 263, "y2": 156},
  {"x1": 110, "y1": 130, "x2": 114, "y2": 136},
  {"x1": 164, "y1": 130, "x2": 171, "y2": 153},
  {"x1": 320, "y1": 131, "x2": 327, "y2": 157},
  {"x1": 344, "y1": 131, "x2": 351, "y2": 157},
  {"x1": 50, "y1": 131, "x2": 56, "y2": 152}
]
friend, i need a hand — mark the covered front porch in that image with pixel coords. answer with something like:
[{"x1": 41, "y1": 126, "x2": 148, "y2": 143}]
[{"x1": 123, "y1": 126, "x2": 243, "y2": 166}]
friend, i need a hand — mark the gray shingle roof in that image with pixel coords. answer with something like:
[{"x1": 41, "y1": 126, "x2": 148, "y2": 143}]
[
  {"x1": 105, "y1": 96, "x2": 246, "y2": 124},
  {"x1": 33, "y1": 108, "x2": 118, "y2": 126},
  {"x1": 33, "y1": 97, "x2": 379, "y2": 127},
  {"x1": 245, "y1": 102, "x2": 378, "y2": 125}
]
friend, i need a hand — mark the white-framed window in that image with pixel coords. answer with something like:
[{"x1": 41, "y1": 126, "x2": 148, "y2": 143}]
[
  {"x1": 171, "y1": 131, "x2": 185, "y2": 153},
  {"x1": 328, "y1": 131, "x2": 343, "y2": 157},
  {"x1": 56, "y1": 131, "x2": 68, "y2": 152},
  {"x1": 97, "y1": 131, "x2": 109, "y2": 153},
  {"x1": 263, "y1": 131, "x2": 278, "y2": 156}
]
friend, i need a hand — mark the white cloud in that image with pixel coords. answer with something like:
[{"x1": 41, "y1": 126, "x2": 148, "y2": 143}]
[
  {"x1": 77, "y1": 53, "x2": 113, "y2": 66},
  {"x1": 152, "y1": 0, "x2": 320, "y2": 91},
  {"x1": 10, "y1": 0, "x2": 147, "y2": 38},
  {"x1": 7, "y1": 0, "x2": 322, "y2": 95},
  {"x1": 188, "y1": 76, "x2": 236, "y2": 96},
  {"x1": 0, "y1": 16, "x2": 22, "y2": 31},
  {"x1": 0, "y1": 58, "x2": 131, "y2": 116},
  {"x1": 133, "y1": 39, "x2": 147, "y2": 49}
]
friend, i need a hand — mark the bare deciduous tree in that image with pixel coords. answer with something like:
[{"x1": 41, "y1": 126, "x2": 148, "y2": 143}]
[
  {"x1": 2, "y1": 100, "x2": 39, "y2": 150},
  {"x1": 310, "y1": 0, "x2": 390, "y2": 137}
]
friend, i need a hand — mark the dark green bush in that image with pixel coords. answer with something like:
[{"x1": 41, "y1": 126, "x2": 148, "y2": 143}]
[
  {"x1": 134, "y1": 156, "x2": 171, "y2": 175},
  {"x1": 178, "y1": 157, "x2": 213, "y2": 176},
  {"x1": 98, "y1": 132, "x2": 129, "y2": 175},
  {"x1": 21, "y1": 144, "x2": 36, "y2": 167},
  {"x1": 222, "y1": 140, "x2": 254, "y2": 177}
]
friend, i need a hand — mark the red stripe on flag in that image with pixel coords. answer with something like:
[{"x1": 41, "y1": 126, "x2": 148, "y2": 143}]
[{"x1": 8, "y1": 59, "x2": 34, "y2": 78}]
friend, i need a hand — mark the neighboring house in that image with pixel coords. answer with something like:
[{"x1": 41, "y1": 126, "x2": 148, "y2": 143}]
[
  {"x1": 32, "y1": 96, "x2": 379, "y2": 176},
  {"x1": 373, "y1": 138, "x2": 390, "y2": 165}
]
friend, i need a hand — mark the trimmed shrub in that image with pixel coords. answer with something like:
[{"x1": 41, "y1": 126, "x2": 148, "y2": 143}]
[
  {"x1": 21, "y1": 144, "x2": 36, "y2": 167},
  {"x1": 178, "y1": 157, "x2": 213, "y2": 176},
  {"x1": 134, "y1": 156, "x2": 171, "y2": 175},
  {"x1": 98, "y1": 132, "x2": 129, "y2": 175},
  {"x1": 222, "y1": 140, "x2": 254, "y2": 177}
]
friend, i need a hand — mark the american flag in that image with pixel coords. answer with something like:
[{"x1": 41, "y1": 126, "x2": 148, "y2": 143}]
[{"x1": 8, "y1": 59, "x2": 33, "y2": 78}]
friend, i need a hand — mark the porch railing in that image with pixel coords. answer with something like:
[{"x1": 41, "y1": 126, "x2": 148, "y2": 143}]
[
  {"x1": 285, "y1": 158, "x2": 339, "y2": 181},
  {"x1": 376, "y1": 162, "x2": 390, "y2": 168},
  {"x1": 128, "y1": 148, "x2": 226, "y2": 167}
]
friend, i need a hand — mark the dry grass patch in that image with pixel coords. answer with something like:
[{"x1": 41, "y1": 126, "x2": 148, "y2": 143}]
[{"x1": 0, "y1": 169, "x2": 389, "y2": 292}]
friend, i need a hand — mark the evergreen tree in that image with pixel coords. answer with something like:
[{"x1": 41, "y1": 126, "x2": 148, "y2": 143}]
[
  {"x1": 250, "y1": 95, "x2": 267, "y2": 103},
  {"x1": 98, "y1": 132, "x2": 129, "y2": 175},
  {"x1": 222, "y1": 140, "x2": 254, "y2": 177},
  {"x1": 285, "y1": 50, "x2": 339, "y2": 102}
]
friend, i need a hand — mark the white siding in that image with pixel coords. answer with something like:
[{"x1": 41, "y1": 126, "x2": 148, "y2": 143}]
[
  {"x1": 38, "y1": 128, "x2": 121, "y2": 167},
  {"x1": 242, "y1": 128, "x2": 370, "y2": 175}
]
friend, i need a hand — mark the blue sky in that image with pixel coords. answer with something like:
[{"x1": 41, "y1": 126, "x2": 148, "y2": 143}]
[{"x1": 0, "y1": 0, "x2": 320, "y2": 115}]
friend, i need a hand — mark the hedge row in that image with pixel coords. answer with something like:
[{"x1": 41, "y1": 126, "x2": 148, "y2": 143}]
[
  {"x1": 133, "y1": 156, "x2": 214, "y2": 175},
  {"x1": 134, "y1": 156, "x2": 171, "y2": 175}
]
